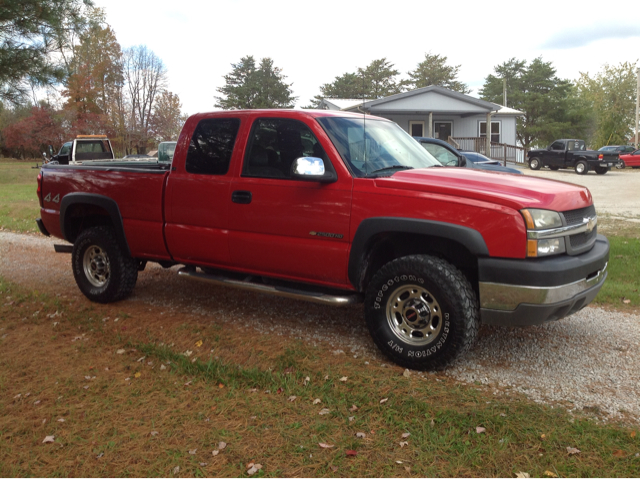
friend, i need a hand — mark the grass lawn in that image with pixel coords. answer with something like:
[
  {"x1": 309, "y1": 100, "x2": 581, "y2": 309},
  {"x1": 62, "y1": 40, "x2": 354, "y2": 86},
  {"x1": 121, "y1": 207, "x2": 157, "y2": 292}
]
[
  {"x1": 0, "y1": 280, "x2": 638, "y2": 477},
  {"x1": 0, "y1": 159, "x2": 41, "y2": 234}
]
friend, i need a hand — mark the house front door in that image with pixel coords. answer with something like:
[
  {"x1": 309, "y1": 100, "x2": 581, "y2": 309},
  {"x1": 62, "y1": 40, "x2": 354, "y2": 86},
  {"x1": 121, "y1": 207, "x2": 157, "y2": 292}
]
[{"x1": 434, "y1": 122, "x2": 452, "y2": 140}]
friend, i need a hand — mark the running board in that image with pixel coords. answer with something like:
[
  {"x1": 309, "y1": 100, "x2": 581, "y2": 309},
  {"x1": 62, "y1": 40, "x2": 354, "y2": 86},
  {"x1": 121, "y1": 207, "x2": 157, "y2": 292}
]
[
  {"x1": 178, "y1": 267, "x2": 362, "y2": 306},
  {"x1": 54, "y1": 244, "x2": 73, "y2": 253}
]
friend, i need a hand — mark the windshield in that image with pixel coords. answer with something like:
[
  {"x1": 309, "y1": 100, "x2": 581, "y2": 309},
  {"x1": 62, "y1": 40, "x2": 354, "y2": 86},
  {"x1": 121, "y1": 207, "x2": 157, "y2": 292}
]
[{"x1": 316, "y1": 117, "x2": 440, "y2": 177}]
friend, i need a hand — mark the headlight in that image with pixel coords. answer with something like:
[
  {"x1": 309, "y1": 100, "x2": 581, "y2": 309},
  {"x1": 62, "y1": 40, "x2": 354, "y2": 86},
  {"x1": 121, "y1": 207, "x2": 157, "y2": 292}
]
[
  {"x1": 521, "y1": 209, "x2": 565, "y2": 257},
  {"x1": 521, "y1": 209, "x2": 562, "y2": 230}
]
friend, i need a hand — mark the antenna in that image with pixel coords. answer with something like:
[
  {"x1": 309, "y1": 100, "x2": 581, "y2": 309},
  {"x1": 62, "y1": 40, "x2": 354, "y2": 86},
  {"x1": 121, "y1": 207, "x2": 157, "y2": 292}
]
[{"x1": 363, "y1": 71, "x2": 367, "y2": 172}]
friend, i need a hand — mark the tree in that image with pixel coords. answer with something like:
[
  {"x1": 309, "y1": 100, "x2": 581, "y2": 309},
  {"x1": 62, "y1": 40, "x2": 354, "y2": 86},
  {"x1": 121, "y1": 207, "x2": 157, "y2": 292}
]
[
  {"x1": 215, "y1": 56, "x2": 297, "y2": 109},
  {"x1": 307, "y1": 72, "x2": 366, "y2": 108},
  {"x1": 0, "y1": 0, "x2": 93, "y2": 105},
  {"x1": 149, "y1": 90, "x2": 186, "y2": 142},
  {"x1": 407, "y1": 53, "x2": 470, "y2": 93},
  {"x1": 2, "y1": 105, "x2": 65, "y2": 158},
  {"x1": 357, "y1": 58, "x2": 405, "y2": 99},
  {"x1": 123, "y1": 45, "x2": 167, "y2": 152},
  {"x1": 479, "y1": 57, "x2": 590, "y2": 149},
  {"x1": 575, "y1": 62, "x2": 638, "y2": 148}
]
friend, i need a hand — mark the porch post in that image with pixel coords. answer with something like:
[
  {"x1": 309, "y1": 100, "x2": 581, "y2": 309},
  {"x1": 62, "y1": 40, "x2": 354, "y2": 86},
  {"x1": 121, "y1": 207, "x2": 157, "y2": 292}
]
[
  {"x1": 485, "y1": 112, "x2": 492, "y2": 156},
  {"x1": 428, "y1": 112, "x2": 433, "y2": 138}
]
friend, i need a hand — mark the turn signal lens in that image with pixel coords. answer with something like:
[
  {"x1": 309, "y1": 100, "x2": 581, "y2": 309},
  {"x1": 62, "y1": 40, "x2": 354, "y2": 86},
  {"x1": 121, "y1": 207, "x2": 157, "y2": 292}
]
[{"x1": 527, "y1": 240, "x2": 538, "y2": 257}]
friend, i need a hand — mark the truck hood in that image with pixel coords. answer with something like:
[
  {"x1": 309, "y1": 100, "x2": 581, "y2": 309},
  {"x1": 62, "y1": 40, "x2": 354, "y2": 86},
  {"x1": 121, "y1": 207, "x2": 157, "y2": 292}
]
[{"x1": 376, "y1": 167, "x2": 592, "y2": 212}]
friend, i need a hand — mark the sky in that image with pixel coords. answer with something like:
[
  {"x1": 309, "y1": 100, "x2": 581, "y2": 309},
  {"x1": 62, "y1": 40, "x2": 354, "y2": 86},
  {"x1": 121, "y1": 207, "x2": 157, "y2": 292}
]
[{"x1": 94, "y1": 0, "x2": 640, "y2": 115}]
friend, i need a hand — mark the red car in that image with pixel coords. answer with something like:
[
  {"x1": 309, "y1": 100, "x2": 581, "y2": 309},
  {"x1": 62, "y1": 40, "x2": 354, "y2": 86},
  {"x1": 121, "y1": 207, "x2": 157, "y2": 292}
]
[{"x1": 619, "y1": 149, "x2": 640, "y2": 168}]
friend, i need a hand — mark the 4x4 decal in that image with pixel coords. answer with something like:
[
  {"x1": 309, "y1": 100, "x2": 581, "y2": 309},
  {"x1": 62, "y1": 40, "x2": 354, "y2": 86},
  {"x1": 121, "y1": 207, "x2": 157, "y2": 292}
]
[{"x1": 43, "y1": 193, "x2": 60, "y2": 203}]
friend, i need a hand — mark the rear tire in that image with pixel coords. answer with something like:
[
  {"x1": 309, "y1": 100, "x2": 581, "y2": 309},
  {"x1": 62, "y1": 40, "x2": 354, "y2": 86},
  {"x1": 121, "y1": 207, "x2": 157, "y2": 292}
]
[
  {"x1": 528, "y1": 157, "x2": 541, "y2": 170},
  {"x1": 595, "y1": 166, "x2": 608, "y2": 175},
  {"x1": 364, "y1": 255, "x2": 479, "y2": 371},
  {"x1": 72, "y1": 226, "x2": 138, "y2": 303},
  {"x1": 575, "y1": 161, "x2": 589, "y2": 175}
]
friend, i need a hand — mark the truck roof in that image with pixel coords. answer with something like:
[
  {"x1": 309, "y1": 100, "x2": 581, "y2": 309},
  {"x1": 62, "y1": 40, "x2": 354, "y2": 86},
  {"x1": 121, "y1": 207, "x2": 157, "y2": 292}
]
[{"x1": 186, "y1": 109, "x2": 389, "y2": 121}]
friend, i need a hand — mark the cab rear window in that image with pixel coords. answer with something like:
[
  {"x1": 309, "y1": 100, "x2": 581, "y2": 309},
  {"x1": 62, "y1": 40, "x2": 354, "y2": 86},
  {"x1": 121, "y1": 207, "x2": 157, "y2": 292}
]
[{"x1": 186, "y1": 119, "x2": 240, "y2": 175}]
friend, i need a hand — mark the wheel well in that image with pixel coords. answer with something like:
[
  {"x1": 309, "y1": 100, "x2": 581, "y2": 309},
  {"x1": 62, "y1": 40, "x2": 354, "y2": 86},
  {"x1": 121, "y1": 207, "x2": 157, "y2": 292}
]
[
  {"x1": 63, "y1": 203, "x2": 114, "y2": 244},
  {"x1": 359, "y1": 232, "x2": 478, "y2": 294}
]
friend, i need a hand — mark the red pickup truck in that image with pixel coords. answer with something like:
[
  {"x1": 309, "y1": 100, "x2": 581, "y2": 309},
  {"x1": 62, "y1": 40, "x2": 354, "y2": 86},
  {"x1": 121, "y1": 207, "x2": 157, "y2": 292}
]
[{"x1": 36, "y1": 109, "x2": 609, "y2": 370}]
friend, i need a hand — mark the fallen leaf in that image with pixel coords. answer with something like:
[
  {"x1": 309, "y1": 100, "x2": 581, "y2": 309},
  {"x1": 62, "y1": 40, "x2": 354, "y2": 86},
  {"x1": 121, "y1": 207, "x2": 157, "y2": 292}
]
[
  {"x1": 57, "y1": 418, "x2": 65, "y2": 423},
  {"x1": 404, "y1": 466, "x2": 411, "y2": 473},
  {"x1": 476, "y1": 427, "x2": 486, "y2": 434},
  {"x1": 319, "y1": 408, "x2": 330, "y2": 415},
  {"x1": 401, "y1": 432, "x2": 411, "y2": 439},
  {"x1": 348, "y1": 416, "x2": 355, "y2": 422},
  {"x1": 399, "y1": 441, "x2": 408, "y2": 447},
  {"x1": 134, "y1": 372, "x2": 141, "y2": 378},
  {"x1": 160, "y1": 364, "x2": 167, "y2": 371},
  {"x1": 42, "y1": 435, "x2": 55, "y2": 444},
  {"x1": 195, "y1": 340, "x2": 203, "y2": 347},
  {"x1": 612, "y1": 449, "x2": 627, "y2": 457},
  {"x1": 515, "y1": 473, "x2": 530, "y2": 479},
  {"x1": 173, "y1": 466, "x2": 180, "y2": 475},
  {"x1": 566, "y1": 446, "x2": 581, "y2": 455},
  {"x1": 345, "y1": 450, "x2": 358, "y2": 457},
  {"x1": 544, "y1": 471, "x2": 557, "y2": 478},
  {"x1": 380, "y1": 398, "x2": 388, "y2": 404},
  {"x1": 116, "y1": 349, "x2": 125, "y2": 354},
  {"x1": 288, "y1": 396, "x2": 297, "y2": 402},
  {"x1": 313, "y1": 398, "x2": 322, "y2": 405},
  {"x1": 184, "y1": 381, "x2": 192, "y2": 386},
  {"x1": 339, "y1": 376, "x2": 348, "y2": 382},
  {"x1": 137, "y1": 356, "x2": 145, "y2": 362},
  {"x1": 631, "y1": 431, "x2": 636, "y2": 438},
  {"x1": 189, "y1": 449, "x2": 197, "y2": 455},
  {"x1": 212, "y1": 450, "x2": 219, "y2": 456},
  {"x1": 324, "y1": 375, "x2": 329, "y2": 380},
  {"x1": 218, "y1": 383, "x2": 225, "y2": 389},
  {"x1": 199, "y1": 462, "x2": 207, "y2": 467},
  {"x1": 402, "y1": 369, "x2": 411, "y2": 377},
  {"x1": 97, "y1": 452, "x2": 104, "y2": 458},
  {"x1": 356, "y1": 432, "x2": 366, "y2": 439},
  {"x1": 276, "y1": 387, "x2": 283, "y2": 394},
  {"x1": 183, "y1": 350, "x2": 193, "y2": 357},
  {"x1": 303, "y1": 376, "x2": 310, "y2": 386},
  {"x1": 330, "y1": 465, "x2": 339, "y2": 471},
  {"x1": 541, "y1": 434, "x2": 546, "y2": 440},
  {"x1": 150, "y1": 431, "x2": 159, "y2": 436},
  {"x1": 349, "y1": 404, "x2": 358, "y2": 412},
  {"x1": 218, "y1": 441, "x2": 227, "y2": 450},
  {"x1": 318, "y1": 443, "x2": 334, "y2": 448},
  {"x1": 622, "y1": 298, "x2": 631, "y2": 304},
  {"x1": 396, "y1": 461, "x2": 403, "y2": 464},
  {"x1": 247, "y1": 463, "x2": 262, "y2": 475}
]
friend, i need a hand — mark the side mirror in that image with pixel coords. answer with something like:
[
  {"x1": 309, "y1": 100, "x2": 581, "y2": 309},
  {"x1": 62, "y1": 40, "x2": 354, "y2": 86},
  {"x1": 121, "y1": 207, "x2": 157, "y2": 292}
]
[
  {"x1": 48, "y1": 145, "x2": 54, "y2": 156},
  {"x1": 291, "y1": 157, "x2": 337, "y2": 183},
  {"x1": 459, "y1": 155, "x2": 467, "y2": 167}
]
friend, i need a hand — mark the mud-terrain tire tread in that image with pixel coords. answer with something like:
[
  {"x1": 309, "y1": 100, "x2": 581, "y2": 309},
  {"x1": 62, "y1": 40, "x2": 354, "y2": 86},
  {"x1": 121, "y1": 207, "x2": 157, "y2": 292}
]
[
  {"x1": 72, "y1": 226, "x2": 137, "y2": 303},
  {"x1": 364, "y1": 254, "x2": 479, "y2": 371}
]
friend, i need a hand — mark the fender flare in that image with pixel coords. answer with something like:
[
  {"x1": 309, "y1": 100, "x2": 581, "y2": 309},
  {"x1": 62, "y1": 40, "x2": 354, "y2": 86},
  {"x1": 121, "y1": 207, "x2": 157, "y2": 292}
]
[
  {"x1": 348, "y1": 217, "x2": 489, "y2": 290},
  {"x1": 60, "y1": 193, "x2": 130, "y2": 256}
]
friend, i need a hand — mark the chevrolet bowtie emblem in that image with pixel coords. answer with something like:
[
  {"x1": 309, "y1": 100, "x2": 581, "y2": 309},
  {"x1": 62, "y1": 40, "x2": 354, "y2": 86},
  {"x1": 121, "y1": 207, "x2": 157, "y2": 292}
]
[{"x1": 585, "y1": 217, "x2": 595, "y2": 233}]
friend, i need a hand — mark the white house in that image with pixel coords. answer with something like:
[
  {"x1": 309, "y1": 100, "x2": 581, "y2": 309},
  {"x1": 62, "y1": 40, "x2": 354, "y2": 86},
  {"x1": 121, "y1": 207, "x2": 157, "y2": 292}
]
[{"x1": 317, "y1": 86, "x2": 525, "y2": 163}]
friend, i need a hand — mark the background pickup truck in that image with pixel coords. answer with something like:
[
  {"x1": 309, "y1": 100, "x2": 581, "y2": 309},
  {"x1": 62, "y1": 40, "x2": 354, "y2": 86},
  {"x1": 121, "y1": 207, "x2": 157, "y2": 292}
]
[
  {"x1": 36, "y1": 110, "x2": 609, "y2": 371},
  {"x1": 45, "y1": 135, "x2": 115, "y2": 165},
  {"x1": 527, "y1": 139, "x2": 618, "y2": 175}
]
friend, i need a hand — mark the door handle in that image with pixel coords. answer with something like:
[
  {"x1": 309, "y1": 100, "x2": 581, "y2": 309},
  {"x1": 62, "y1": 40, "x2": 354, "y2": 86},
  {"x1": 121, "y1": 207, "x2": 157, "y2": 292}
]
[{"x1": 231, "y1": 190, "x2": 252, "y2": 204}]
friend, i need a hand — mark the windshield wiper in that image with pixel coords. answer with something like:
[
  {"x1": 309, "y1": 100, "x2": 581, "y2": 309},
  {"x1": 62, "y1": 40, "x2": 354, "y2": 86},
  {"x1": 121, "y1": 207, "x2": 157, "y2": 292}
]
[{"x1": 367, "y1": 165, "x2": 414, "y2": 176}]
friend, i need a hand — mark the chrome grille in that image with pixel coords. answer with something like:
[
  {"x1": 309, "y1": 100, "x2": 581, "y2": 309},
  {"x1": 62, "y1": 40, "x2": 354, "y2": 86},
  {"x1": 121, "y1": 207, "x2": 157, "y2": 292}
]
[{"x1": 562, "y1": 205, "x2": 596, "y2": 226}]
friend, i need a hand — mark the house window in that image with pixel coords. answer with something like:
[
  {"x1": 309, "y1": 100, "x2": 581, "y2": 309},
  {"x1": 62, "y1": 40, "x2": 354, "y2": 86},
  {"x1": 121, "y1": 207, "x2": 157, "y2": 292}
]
[
  {"x1": 479, "y1": 121, "x2": 501, "y2": 143},
  {"x1": 409, "y1": 121, "x2": 424, "y2": 137}
]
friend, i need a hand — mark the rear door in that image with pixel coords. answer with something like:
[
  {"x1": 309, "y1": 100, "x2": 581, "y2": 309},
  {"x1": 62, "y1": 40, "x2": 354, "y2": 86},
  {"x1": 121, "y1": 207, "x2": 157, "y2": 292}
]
[
  {"x1": 227, "y1": 116, "x2": 353, "y2": 287},
  {"x1": 164, "y1": 117, "x2": 242, "y2": 267}
]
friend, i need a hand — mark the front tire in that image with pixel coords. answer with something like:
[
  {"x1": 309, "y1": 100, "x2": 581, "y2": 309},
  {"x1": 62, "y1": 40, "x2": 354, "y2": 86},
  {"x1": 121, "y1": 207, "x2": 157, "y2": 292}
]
[
  {"x1": 549, "y1": 166, "x2": 560, "y2": 171},
  {"x1": 72, "y1": 226, "x2": 138, "y2": 303},
  {"x1": 595, "y1": 166, "x2": 608, "y2": 175},
  {"x1": 528, "y1": 157, "x2": 541, "y2": 170},
  {"x1": 364, "y1": 255, "x2": 479, "y2": 371},
  {"x1": 575, "y1": 161, "x2": 589, "y2": 175}
]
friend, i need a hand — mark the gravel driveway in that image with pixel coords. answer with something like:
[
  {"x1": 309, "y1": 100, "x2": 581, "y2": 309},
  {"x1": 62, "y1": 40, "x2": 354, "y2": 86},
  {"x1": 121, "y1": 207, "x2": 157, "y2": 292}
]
[{"x1": 1, "y1": 231, "x2": 639, "y2": 425}]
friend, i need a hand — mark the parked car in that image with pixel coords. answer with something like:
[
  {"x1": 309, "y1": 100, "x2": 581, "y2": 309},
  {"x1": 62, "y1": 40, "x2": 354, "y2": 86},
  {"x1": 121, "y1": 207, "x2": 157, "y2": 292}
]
[
  {"x1": 414, "y1": 137, "x2": 521, "y2": 174},
  {"x1": 44, "y1": 135, "x2": 115, "y2": 165},
  {"x1": 528, "y1": 139, "x2": 618, "y2": 175},
  {"x1": 459, "y1": 151, "x2": 500, "y2": 165},
  {"x1": 618, "y1": 149, "x2": 640, "y2": 169},
  {"x1": 598, "y1": 145, "x2": 635, "y2": 153}
]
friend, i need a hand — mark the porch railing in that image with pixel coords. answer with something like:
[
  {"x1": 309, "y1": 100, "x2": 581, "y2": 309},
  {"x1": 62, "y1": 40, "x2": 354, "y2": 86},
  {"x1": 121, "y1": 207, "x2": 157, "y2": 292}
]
[{"x1": 450, "y1": 137, "x2": 526, "y2": 165}]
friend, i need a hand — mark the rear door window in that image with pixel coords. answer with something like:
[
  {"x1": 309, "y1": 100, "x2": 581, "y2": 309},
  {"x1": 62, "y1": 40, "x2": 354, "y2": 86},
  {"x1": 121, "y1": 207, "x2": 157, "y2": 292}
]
[{"x1": 185, "y1": 118, "x2": 240, "y2": 175}]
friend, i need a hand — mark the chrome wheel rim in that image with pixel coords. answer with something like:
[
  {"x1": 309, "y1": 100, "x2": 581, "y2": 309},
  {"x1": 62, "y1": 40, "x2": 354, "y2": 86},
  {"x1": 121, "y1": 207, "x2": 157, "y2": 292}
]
[
  {"x1": 386, "y1": 284, "x2": 442, "y2": 346},
  {"x1": 83, "y1": 245, "x2": 110, "y2": 287},
  {"x1": 530, "y1": 159, "x2": 538, "y2": 169},
  {"x1": 576, "y1": 163, "x2": 585, "y2": 173}
]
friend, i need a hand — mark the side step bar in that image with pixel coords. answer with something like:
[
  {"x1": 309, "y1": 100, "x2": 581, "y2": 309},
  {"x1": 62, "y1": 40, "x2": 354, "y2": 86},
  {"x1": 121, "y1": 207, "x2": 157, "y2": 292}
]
[
  {"x1": 178, "y1": 267, "x2": 362, "y2": 307},
  {"x1": 54, "y1": 244, "x2": 73, "y2": 253}
]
